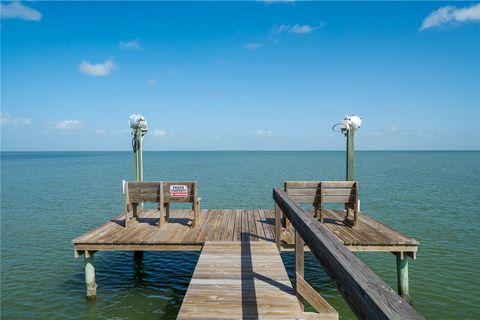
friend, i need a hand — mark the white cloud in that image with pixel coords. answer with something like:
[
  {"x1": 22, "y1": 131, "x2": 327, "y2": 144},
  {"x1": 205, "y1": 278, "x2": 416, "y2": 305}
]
[
  {"x1": 167, "y1": 67, "x2": 178, "y2": 77},
  {"x1": 119, "y1": 38, "x2": 142, "y2": 50},
  {"x1": 152, "y1": 129, "x2": 167, "y2": 137},
  {"x1": 0, "y1": 113, "x2": 32, "y2": 126},
  {"x1": 252, "y1": 129, "x2": 274, "y2": 137},
  {"x1": 94, "y1": 129, "x2": 106, "y2": 135},
  {"x1": 273, "y1": 22, "x2": 324, "y2": 35},
  {"x1": 420, "y1": 4, "x2": 480, "y2": 30},
  {"x1": 47, "y1": 120, "x2": 83, "y2": 130},
  {"x1": 242, "y1": 42, "x2": 263, "y2": 50},
  {"x1": 146, "y1": 79, "x2": 158, "y2": 87},
  {"x1": 111, "y1": 129, "x2": 130, "y2": 136},
  {"x1": 79, "y1": 59, "x2": 117, "y2": 77},
  {"x1": 0, "y1": 1, "x2": 42, "y2": 21}
]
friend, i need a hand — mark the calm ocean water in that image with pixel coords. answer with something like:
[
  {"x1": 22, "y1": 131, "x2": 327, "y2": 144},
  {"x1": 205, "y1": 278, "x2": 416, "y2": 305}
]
[{"x1": 1, "y1": 151, "x2": 479, "y2": 319}]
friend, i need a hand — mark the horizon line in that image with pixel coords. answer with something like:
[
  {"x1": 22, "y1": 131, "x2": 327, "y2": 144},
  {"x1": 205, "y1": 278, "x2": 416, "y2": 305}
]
[{"x1": 1, "y1": 149, "x2": 479, "y2": 152}]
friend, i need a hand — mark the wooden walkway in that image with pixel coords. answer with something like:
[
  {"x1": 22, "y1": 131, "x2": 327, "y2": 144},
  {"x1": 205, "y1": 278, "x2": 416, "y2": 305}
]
[
  {"x1": 177, "y1": 241, "x2": 336, "y2": 320},
  {"x1": 73, "y1": 209, "x2": 417, "y2": 256}
]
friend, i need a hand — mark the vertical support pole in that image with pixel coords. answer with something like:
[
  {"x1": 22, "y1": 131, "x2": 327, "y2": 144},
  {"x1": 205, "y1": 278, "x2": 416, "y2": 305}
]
[
  {"x1": 295, "y1": 231, "x2": 305, "y2": 311},
  {"x1": 137, "y1": 129, "x2": 143, "y2": 182},
  {"x1": 133, "y1": 128, "x2": 139, "y2": 181},
  {"x1": 134, "y1": 251, "x2": 144, "y2": 266},
  {"x1": 396, "y1": 253, "x2": 411, "y2": 304},
  {"x1": 274, "y1": 204, "x2": 281, "y2": 251},
  {"x1": 133, "y1": 128, "x2": 144, "y2": 210},
  {"x1": 165, "y1": 203, "x2": 170, "y2": 222},
  {"x1": 346, "y1": 128, "x2": 355, "y2": 181},
  {"x1": 85, "y1": 252, "x2": 97, "y2": 299},
  {"x1": 158, "y1": 182, "x2": 164, "y2": 227}
]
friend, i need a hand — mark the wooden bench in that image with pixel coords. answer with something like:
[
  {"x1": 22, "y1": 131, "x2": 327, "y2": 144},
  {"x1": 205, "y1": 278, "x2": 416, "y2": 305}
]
[
  {"x1": 284, "y1": 181, "x2": 359, "y2": 227},
  {"x1": 123, "y1": 181, "x2": 200, "y2": 228}
]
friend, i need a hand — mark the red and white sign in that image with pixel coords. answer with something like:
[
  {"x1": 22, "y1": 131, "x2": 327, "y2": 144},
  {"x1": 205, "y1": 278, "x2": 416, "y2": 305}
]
[{"x1": 170, "y1": 185, "x2": 188, "y2": 197}]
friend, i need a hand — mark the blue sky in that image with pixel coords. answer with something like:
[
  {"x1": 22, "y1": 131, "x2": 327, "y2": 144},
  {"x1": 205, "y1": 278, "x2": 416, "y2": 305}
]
[{"x1": 1, "y1": 1, "x2": 479, "y2": 151}]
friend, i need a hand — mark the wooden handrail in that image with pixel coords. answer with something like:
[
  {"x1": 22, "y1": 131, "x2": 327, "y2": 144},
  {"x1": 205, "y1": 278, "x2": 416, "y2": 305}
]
[{"x1": 273, "y1": 188, "x2": 424, "y2": 320}]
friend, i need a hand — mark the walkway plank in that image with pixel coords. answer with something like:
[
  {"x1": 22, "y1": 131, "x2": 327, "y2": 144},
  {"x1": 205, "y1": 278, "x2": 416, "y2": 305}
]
[{"x1": 177, "y1": 241, "x2": 325, "y2": 319}]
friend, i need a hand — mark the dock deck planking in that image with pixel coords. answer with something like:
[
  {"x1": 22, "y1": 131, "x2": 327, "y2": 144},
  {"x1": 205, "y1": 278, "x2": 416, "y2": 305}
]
[
  {"x1": 73, "y1": 209, "x2": 418, "y2": 255},
  {"x1": 282, "y1": 209, "x2": 418, "y2": 254},
  {"x1": 176, "y1": 241, "x2": 336, "y2": 320}
]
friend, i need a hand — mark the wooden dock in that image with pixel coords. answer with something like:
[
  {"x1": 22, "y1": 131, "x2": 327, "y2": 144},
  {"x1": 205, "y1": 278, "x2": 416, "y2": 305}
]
[
  {"x1": 73, "y1": 194, "x2": 422, "y2": 318},
  {"x1": 177, "y1": 241, "x2": 337, "y2": 320},
  {"x1": 73, "y1": 209, "x2": 417, "y2": 256}
]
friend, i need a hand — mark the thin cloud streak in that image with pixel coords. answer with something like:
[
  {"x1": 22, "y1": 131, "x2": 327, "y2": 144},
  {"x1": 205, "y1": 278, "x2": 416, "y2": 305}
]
[
  {"x1": 0, "y1": 113, "x2": 32, "y2": 126},
  {"x1": 252, "y1": 130, "x2": 274, "y2": 137},
  {"x1": 243, "y1": 43, "x2": 263, "y2": 50},
  {"x1": 420, "y1": 4, "x2": 480, "y2": 30},
  {"x1": 119, "y1": 38, "x2": 142, "y2": 50},
  {"x1": 152, "y1": 129, "x2": 167, "y2": 137},
  {"x1": 47, "y1": 120, "x2": 84, "y2": 130},
  {"x1": 0, "y1": 1, "x2": 42, "y2": 21},
  {"x1": 272, "y1": 22, "x2": 324, "y2": 36}
]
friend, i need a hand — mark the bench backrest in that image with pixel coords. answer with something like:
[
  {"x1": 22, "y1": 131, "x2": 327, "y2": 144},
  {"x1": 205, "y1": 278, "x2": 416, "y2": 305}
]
[
  {"x1": 124, "y1": 181, "x2": 198, "y2": 205},
  {"x1": 284, "y1": 181, "x2": 358, "y2": 206}
]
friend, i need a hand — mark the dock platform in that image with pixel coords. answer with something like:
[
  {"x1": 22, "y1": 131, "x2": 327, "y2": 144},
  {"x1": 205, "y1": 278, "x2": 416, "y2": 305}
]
[{"x1": 73, "y1": 209, "x2": 418, "y2": 256}]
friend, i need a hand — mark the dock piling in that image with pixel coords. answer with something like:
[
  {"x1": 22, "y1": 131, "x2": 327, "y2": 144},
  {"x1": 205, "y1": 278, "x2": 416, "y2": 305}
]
[
  {"x1": 396, "y1": 253, "x2": 411, "y2": 304},
  {"x1": 84, "y1": 252, "x2": 97, "y2": 299},
  {"x1": 134, "y1": 251, "x2": 144, "y2": 264}
]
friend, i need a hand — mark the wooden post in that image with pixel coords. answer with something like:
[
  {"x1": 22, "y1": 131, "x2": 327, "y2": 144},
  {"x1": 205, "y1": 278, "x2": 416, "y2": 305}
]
[
  {"x1": 192, "y1": 182, "x2": 199, "y2": 228},
  {"x1": 295, "y1": 231, "x2": 305, "y2": 311},
  {"x1": 134, "y1": 251, "x2": 144, "y2": 264},
  {"x1": 158, "y1": 182, "x2": 164, "y2": 227},
  {"x1": 346, "y1": 128, "x2": 355, "y2": 181},
  {"x1": 274, "y1": 204, "x2": 281, "y2": 251},
  {"x1": 85, "y1": 252, "x2": 97, "y2": 299},
  {"x1": 396, "y1": 253, "x2": 411, "y2": 304}
]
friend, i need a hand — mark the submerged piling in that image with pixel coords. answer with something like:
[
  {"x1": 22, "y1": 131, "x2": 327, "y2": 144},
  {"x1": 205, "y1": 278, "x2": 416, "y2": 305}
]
[
  {"x1": 396, "y1": 253, "x2": 411, "y2": 304},
  {"x1": 85, "y1": 252, "x2": 97, "y2": 299}
]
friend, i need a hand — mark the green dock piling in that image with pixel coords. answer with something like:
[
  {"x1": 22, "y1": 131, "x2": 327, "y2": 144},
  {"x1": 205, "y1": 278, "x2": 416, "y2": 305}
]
[
  {"x1": 396, "y1": 253, "x2": 411, "y2": 304},
  {"x1": 85, "y1": 253, "x2": 96, "y2": 299}
]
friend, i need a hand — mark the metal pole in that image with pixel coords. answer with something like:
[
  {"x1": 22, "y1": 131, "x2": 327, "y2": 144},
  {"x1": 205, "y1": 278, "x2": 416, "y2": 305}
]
[
  {"x1": 346, "y1": 128, "x2": 355, "y2": 181},
  {"x1": 138, "y1": 130, "x2": 143, "y2": 182},
  {"x1": 133, "y1": 128, "x2": 143, "y2": 209}
]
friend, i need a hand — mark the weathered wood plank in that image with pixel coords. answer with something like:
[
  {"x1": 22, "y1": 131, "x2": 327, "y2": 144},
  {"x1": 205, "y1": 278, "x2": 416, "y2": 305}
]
[
  {"x1": 287, "y1": 188, "x2": 356, "y2": 196},
  {"x1": 177, "y1": 241, "x2": 324, "y2": 319},
  {"x1": 285, "y1": 181, "x2": 356, "y2": 188},
  {"x1": 289, "y1": 195, "x2": 356, "y2": 203},
  {"x1": 296, "y1": 274, "x2": 338, "y2": 320},
  {"x1": 273, "y1": 188, "x2": 423, "y2": 320}
]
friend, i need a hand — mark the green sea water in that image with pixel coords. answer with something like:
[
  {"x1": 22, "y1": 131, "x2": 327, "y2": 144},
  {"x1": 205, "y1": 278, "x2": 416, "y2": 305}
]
[{"x1": 1, "y1": 151, "x2": 479, "y2": 319}]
